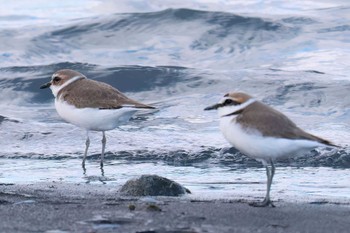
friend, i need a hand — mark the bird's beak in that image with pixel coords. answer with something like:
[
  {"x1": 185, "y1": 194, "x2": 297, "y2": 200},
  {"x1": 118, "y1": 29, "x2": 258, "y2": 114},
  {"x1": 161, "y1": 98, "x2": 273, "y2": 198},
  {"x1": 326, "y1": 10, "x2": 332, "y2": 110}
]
[
  {"x1": 204, "y1": 103, "x2": 221, "y2": 111},
  {"x1": 40, "y1": 82, "x2": 51, "y2": 89}
]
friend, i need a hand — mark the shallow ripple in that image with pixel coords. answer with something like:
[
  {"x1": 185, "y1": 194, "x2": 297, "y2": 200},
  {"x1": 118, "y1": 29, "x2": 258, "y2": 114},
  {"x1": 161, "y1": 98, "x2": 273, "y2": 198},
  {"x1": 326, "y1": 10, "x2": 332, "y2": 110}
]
[{"x1": 0, "y1": 159, "x2": 349, "y2": 203}]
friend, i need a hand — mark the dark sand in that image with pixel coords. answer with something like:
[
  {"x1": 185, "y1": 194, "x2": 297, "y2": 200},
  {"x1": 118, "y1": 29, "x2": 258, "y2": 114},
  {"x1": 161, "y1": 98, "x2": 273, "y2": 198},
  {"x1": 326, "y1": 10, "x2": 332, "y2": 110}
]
[{"x1": 1, "y1": 182, "x2": 350, "y2": 233}]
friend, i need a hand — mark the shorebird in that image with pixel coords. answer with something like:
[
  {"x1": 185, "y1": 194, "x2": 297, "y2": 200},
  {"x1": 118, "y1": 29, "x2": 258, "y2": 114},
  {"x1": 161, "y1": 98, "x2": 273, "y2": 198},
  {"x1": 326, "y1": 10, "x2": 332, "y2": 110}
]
[
  {"x1": 204, "y1": 92, "x2": 337, "y2": 207},
  {"x1": 40, "y1": 69, "x2": 155, "y2": 172}
]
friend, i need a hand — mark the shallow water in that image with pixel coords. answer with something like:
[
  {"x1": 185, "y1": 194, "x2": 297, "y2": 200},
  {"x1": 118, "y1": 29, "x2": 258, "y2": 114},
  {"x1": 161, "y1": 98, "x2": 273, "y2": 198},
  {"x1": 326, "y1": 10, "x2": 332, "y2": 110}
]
[
  {"x1": 0, "y1": 0, "x2": 350, "y2": 203},
  {"x1": 0, "y1": 158, "x2": 349, "y2": 203}
]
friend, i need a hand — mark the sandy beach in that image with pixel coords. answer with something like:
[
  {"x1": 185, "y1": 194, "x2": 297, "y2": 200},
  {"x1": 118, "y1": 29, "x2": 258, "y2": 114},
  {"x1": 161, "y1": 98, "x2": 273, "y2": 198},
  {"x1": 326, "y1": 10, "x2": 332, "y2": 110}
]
[
  {"x1": 1, "y1": 2, "x2": 350, "y2": 233},
  {"x1": 1, "y1": 182, "x2": 349, "y2": 233}
]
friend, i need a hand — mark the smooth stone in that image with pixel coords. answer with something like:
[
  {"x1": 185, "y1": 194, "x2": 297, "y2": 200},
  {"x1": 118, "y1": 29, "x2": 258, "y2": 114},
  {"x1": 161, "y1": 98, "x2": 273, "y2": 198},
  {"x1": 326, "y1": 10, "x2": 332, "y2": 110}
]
[{"x1": 119, "y1": 175, "x2": 191, "y2": 196}]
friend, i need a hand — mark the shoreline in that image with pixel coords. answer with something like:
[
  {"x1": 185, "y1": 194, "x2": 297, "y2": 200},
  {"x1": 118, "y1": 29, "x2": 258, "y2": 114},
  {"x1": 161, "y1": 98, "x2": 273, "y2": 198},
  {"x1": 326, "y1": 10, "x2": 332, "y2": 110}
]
[{"x1": 1, "y1": 182, "x2": 349, "y2": 233}]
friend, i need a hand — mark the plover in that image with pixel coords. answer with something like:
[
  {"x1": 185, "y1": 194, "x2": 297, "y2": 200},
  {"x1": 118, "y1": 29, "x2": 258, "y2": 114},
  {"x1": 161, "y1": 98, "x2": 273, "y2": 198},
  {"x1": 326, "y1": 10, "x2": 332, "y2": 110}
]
[
  {"x1": 40, "y1": 69, "x2": 155, "y2": 171},
  {"x1": 204, "y1": 92, "x2": 337, "y2": 207}
]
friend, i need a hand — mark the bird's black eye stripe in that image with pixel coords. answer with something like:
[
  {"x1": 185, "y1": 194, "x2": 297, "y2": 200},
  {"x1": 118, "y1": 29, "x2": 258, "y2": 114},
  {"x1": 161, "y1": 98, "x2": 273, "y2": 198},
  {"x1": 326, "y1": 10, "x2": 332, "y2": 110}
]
[
  {"x1": 223, "y1": 99, "x2": 240, "y2": 106},
  {"x1": 53, "y1": 77, "x2": 61, "y2": 82}
]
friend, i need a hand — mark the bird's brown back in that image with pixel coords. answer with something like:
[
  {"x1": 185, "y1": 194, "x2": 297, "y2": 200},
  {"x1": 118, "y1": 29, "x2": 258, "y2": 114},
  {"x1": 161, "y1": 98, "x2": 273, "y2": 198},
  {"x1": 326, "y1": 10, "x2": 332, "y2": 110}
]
[
  {"x1": 236, "y1": 101, "x2": 335, "y2": 146},
  {"x1": 57, "y1": 79, "x2": 154, "y2": 109}
]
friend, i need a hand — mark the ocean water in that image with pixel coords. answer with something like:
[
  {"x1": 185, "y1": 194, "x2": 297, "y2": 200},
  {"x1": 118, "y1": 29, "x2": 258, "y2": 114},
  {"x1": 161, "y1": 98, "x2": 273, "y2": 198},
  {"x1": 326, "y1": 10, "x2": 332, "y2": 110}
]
[{"x1": 0, "y1": 0, "x2": 349, "y2": 203}]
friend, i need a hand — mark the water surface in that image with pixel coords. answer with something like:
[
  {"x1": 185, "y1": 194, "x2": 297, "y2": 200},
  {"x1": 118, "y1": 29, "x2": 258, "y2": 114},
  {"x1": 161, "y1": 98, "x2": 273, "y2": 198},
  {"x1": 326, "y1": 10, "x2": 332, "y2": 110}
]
[{"x1": 0, "y1": 0, "x2": 349, "y2": 203}]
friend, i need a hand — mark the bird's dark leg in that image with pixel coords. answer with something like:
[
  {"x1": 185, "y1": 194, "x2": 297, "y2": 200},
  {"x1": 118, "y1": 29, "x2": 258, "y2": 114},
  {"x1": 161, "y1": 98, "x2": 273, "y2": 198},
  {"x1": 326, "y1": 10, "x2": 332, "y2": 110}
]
[
  {"x1": 100, "y1": 131, "x2": 106, "y2": 173},
  {"x1": 264, "y1": 160, "x2": 275, "y2": 207},
  {"x1": 82, "y1": 131, "x2": 90, "y2": 174},
  {"x1": 250, "y1": 159, "x2": 276, "y2": 207}
]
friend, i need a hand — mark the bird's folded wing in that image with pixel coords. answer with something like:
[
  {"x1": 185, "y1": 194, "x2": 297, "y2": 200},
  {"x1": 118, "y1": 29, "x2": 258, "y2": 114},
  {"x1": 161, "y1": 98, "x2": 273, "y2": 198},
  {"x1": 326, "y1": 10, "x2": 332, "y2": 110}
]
[
  {"x1": 237, "y1": 101, "x2": 335, "y2": 146},
  {"x1": 58, "y1": 79, "x2": 154, "y2": 109}
]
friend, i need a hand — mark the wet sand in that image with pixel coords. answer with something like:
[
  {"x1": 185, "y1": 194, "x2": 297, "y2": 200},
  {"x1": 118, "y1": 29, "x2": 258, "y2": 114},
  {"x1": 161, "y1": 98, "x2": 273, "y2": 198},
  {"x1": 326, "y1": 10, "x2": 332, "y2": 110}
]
[{"x1": 1, "y1": 182, "x2": 350, "y2": 233}]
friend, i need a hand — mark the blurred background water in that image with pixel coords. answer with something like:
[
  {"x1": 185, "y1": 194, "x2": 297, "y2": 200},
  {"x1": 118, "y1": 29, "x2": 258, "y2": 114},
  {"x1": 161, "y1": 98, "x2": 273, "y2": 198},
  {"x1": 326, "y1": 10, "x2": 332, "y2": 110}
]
[{"x1": 0, "y1": 0, "x2": 349, "y2": 203}]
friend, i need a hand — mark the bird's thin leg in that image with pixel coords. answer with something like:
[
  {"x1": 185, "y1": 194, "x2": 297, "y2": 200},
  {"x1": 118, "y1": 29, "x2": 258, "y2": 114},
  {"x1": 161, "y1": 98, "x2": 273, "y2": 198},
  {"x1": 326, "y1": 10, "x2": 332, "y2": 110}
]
[
  {"x1": 270, "y1": 160, "x2": 275, "y2": 186},
  {"x1": 82, "y1": 131, "x2": 90, "y2": 174},
  {"x1": 100, "y1": 131, "x2": 106, "y2": 170},
  {"x1": 250, "y1": 159, "x2": 275, "y2": 207},
  {"x1": 264, "y1": 160, "x2": 275, "y2": 207}
]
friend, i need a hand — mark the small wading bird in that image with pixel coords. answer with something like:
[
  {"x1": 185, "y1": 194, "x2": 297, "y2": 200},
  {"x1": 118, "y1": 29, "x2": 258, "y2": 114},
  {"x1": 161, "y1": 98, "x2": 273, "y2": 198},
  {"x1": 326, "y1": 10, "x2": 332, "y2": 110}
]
[
  {"x1": 204, "y1": 92, "x2": 337, "y2": 207},
  {"x1": 40, "y1": 69, "x2": 155, "y2": 173}
]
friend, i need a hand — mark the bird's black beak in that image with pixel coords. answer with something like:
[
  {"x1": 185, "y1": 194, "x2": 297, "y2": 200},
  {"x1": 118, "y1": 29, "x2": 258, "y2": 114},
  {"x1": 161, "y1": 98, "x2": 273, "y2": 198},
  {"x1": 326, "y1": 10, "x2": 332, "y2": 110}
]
[
  {"x1": 204, "y1": 103, "x2": 220, "y2": 111},
  {"x1": 40, "y1": 82, "x2": 51, "y2": 89}
]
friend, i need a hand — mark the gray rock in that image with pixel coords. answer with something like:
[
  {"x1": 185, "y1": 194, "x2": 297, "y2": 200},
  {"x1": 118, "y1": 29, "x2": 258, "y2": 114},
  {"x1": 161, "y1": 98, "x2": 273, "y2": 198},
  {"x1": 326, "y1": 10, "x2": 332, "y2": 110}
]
[{"x1": 119, "y1": 175, "x2": 191, "y2": 196}]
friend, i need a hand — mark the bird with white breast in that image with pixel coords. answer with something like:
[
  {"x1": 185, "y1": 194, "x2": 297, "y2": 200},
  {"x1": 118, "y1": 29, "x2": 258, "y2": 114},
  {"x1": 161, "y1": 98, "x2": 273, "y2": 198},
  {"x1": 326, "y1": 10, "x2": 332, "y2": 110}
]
[
  {"x1": 204, "y1": 92, "x2": 337, "y2": 207},
  {"x1": 40, "y1": 69, "x2": 155, "y2": 172}
]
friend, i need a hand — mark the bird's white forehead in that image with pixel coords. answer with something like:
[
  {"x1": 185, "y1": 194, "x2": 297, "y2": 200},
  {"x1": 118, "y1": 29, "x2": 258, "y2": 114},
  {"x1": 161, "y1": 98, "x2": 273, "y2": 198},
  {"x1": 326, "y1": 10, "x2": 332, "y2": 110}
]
[
  {"x1": 219, "y1": 96, "x2": 231, "y2": 103},
  {"x1": 51, "y1": 72, "x2": 66, "y2": 80},
  {"x1": 217, "y1": 97, "x2": 256, "y2": 117}
]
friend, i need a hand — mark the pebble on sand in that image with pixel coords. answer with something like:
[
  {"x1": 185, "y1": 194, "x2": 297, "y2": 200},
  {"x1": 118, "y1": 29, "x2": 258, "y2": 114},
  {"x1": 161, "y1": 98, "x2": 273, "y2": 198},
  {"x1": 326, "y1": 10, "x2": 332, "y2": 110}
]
[{"x1": 119, "y1": 175, "x2": 191, "y2": 196}]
